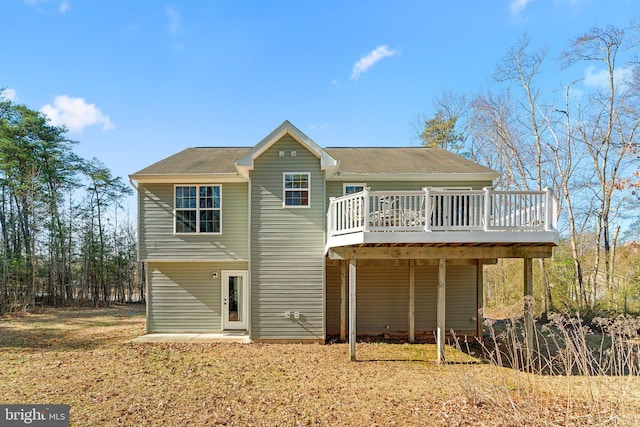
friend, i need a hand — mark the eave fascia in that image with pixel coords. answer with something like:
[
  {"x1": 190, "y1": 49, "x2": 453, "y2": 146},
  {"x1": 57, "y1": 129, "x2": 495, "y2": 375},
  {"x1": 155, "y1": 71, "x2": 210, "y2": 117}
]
[
  {"x1": 143, "y1": 258, "x2": 249, "y2": 263},
  {"x1": 327, "y1": 172, "x2": 500, "y2": 183},
  {"x1": 235, "y1": 120, "x2": 338, "y2": 179},
  {"x1": 129, "y1": 173, "x2": 247, "y2": 184}
]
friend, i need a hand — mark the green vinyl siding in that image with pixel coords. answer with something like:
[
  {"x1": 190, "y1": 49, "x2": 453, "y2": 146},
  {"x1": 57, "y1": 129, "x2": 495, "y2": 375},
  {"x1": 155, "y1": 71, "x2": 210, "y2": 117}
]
[
  {"x1": 250, "y1": 135, "x2": 325, "y2": 340},
  {"x1": 147, "y1": 261, "x2": 248, "y2": 333},
  {"x1": 355, "y1": 261, "x2": 410, "y2": 334},
  {"x1": 415, "y1": 263, "x2": 478, "y2": 332},
  {"x1": 325, "y1": 261, "x2": 342, "y2": 335},
  {"x1": 326, "y1": 180, "x2": 494, "y2": 202},
  {"x1": 444, "y1": 264, "x2": 478, "y2": 332},
  {"x1": 138, "y1": 182, "x2": 248, "y2": 261},
  {"x1": 325, "y1": 260, "x2": 478, "y2": 336}
]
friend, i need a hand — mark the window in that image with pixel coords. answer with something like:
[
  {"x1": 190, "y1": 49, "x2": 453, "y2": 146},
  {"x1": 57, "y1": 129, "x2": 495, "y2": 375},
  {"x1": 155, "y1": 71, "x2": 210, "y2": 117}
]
[
  {"x1": 175, "y1": 185, "x2": 221, "y2": 233},
  {"x1": 283, "y1": 173, "x2": 310, "y2": 207},
  {"x1": 343, "y1": 183, "x2": 366, "y2": 195}
]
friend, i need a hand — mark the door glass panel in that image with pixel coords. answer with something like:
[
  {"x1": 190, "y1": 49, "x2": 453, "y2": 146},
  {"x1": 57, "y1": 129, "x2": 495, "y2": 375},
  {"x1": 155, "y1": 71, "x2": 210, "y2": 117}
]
[{"x1": 228, "y1": 276, "x2": 243, "y2": 322}]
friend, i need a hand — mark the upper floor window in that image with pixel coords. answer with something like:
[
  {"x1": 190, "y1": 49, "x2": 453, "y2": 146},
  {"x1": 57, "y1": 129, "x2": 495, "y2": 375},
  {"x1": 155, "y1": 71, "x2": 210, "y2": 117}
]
[
  {"x1": 283, "y1": 173, "x2": 310, "y2": 207},
  {"x1": 175, "y1": 185, "x2": 221, "y2": 234},
  {"x1": 344, "y1": 183, "x2": 366, "y2": 195}
]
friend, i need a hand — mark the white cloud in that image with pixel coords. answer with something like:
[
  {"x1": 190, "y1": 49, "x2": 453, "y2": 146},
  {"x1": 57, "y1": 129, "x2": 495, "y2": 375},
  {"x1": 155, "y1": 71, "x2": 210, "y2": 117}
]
[
  {"x1": 509, "y1": 0, "x2": 533, "y2": 15},
  {"x1": 568, "y1": 86, "x2": 584, "y2": 101},
  {"x1": 1, "y1": 88, "x2": 17, "y2": 102},
  {"x1": 41, "y1": 95, "x2": 114, "y2": 132},
  {"x1": 59, "y1": 1, "x2": 70, "y2": 14},
  {"x1": 310, "y1": 123, "x2": 328, "y2": 131},
  {"x1": 24, "y1": 0, "x2": 70, "y2": 13},
  {"x1": 584, "y1": 65, "x2": 633, "y2": 90},
  {"x1": 165, "y1": 6, "x2": 181, "y2": 35},
  {"x1": 350, "y1": 45, "x2": 398, "y2": 81},
  {"x1": 563, "y1": 0, "x2": 590, "y2": 6}
]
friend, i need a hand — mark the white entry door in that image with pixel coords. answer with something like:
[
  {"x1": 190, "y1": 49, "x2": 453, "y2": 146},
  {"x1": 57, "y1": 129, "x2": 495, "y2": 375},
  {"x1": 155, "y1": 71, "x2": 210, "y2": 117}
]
[{"x1": 222, "y1": 271, "x2": 248, "y2": 330}]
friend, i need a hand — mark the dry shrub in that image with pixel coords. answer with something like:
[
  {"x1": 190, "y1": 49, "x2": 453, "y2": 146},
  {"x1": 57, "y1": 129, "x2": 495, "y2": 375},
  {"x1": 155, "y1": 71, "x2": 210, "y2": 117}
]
[{"x1": 446, "y1": 308, "x2": 640, "y2": 426}]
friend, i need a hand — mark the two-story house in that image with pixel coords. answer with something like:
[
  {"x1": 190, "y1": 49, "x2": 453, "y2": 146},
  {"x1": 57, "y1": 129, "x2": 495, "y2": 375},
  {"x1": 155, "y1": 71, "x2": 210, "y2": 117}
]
[{"x1": 130, "y1": 121, "x2": 559, "y2": 361}]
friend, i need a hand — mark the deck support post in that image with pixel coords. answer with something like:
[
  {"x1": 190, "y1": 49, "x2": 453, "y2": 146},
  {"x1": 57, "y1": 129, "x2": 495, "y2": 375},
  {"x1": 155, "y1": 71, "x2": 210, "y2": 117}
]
[
  {"x1": 524, "y1": 257, "x2": 534, "y2": 362},
  {"x1": 340, "y1": 260, "x2": 347, "y2": 342},
  {"x1": 409, "y1": 259, "x2": 415, "y2": 343},
  {"x1": 437, "y1": 256, "x2": 446, "y2": 363},
  {"x1": 476, "y1": 260, "x2": 484, "y2": 340},
  {"x1": 349, "y1": 258, "x2": 357, "y2": 361}
]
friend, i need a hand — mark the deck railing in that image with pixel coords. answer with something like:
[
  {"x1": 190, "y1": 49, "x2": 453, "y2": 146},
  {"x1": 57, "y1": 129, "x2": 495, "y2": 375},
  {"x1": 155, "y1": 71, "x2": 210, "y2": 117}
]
[{"x1": 327, "y1": 188, "x2": 557, "y2": 237}]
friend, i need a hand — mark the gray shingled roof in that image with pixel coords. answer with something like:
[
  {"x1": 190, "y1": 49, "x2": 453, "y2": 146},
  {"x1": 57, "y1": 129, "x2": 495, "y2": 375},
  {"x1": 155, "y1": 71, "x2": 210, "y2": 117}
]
[
  {"x1": 131, "y1": 147, "x2": 251, "y2": 176},
  {"x1": 131, "y1": 146, "x2": 496, "y2": 177},
  {"x1": 325, "y1": 147, "x2": 495, "y2": 175}
]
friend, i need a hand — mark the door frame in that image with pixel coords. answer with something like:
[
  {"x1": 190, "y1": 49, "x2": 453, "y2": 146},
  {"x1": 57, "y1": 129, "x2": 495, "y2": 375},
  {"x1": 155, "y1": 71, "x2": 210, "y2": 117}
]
[{"x1": 221, "y1": 270, "x2": 249, "y2": 330}]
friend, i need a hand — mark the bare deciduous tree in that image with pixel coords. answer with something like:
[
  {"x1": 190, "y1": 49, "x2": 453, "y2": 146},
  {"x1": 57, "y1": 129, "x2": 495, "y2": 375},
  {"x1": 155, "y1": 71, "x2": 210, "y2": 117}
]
[{"x1": 563, "y1": 25, "x2": 640, "y2": 304}]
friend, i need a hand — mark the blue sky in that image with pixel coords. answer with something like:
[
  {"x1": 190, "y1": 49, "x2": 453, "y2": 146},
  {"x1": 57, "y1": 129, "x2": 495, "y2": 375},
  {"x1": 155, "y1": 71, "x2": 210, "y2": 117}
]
[{"x1": 1, "y1": 0, "x2": 638, "y2": 212}]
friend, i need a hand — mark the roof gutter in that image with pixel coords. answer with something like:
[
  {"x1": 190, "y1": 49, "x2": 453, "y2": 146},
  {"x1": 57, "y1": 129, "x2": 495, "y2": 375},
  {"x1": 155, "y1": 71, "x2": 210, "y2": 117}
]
[
  {"x1": 128, "y1": 173, "x2": 247, "y2": 184},
  {"x1": 327, "y1": 172, "x2": 501, "y2": 183},
  {"x1": 129, "y1": 177, "x2": 138, "y2": 191}
]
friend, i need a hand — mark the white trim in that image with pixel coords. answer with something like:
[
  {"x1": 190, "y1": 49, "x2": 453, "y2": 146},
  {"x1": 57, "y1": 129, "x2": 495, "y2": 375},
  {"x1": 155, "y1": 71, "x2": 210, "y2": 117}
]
[
  {"x1": 328, "y1": 172, "x2": 499, "y2": 183},
  {"x1": 221, "y1": 270, "x2": 249, "y2": 331},
  {"x1": 136, "y1": 182, "x2": 141, "y2": 263},
  {"x1": 437, "y1": 257, "x2": 446, "y2": 363},
  {"x1": 349, "y1": 258, "x2": 356, "y2": 361},
  {"x1": 174, "y1": 184, "x2": 222, "y2": 235},
  {"x1": 130, "y1": 174, "x2": 246, "y2": 184},
  {"x1": 128, "y1": 178, "x2": 138, "y2": 191},
  {"x1": 142, "y1": 259, "x2": 249, "y2": 263},
  {"x1": 283, "y1": 172, "x2": 311, "y2": 208},
  {"x1": 325, "y1": 230, "x2": 559, "y2": 252},
  {"x1": 322, "y1": 176, "x2": 327, "y2": 341},
  {"x1": 235, "y1": 121, "x2": 338, "y2": 179},
  {"x1": 145, "y1": 261, "x2": 151, "y2": 333},
  {"x1": 429, "y1": 186, "x2": 472, "y2": 191},
  {"x1": 343, "y1": 183, "x2": 367, "y2": 195},
  {"x1": 247, "y1": 178, "x2": 252, "y2": 339}
]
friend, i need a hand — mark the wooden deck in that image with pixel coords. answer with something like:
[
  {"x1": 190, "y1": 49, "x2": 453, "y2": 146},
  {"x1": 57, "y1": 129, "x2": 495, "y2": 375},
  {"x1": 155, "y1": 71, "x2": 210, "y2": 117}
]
[
  {"x1": 326, "y1": 188, "x2": 559, "y2": 252},
  {"x1": 326, "y1": 188, "x2": 559, "y2": 362}
]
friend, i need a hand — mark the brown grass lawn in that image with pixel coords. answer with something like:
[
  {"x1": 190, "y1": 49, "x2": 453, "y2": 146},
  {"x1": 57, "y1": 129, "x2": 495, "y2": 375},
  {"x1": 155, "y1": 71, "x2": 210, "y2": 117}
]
[{"x1": 1, "y1": 306, "x2": 639, "y2": 426}]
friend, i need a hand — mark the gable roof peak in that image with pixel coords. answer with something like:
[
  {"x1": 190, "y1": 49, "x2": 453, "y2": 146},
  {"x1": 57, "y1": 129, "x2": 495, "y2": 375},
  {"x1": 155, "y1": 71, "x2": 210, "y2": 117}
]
[{"x1": 235, "y1": 121, "x2": 338, "y2": 178}]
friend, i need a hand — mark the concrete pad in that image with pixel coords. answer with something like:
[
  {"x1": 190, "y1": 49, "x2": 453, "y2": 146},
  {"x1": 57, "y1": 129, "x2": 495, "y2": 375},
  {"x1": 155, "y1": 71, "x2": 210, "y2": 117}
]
[{"x1": 131, "y1": 332, "x2": 251, "y2": 344}]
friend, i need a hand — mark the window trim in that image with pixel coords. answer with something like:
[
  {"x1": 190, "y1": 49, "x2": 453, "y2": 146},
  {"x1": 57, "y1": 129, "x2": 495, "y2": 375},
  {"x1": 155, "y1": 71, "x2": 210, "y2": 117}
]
[
  {"x1": 283, "y1": 172, "x2": 311, "y2": 208},
  {"x1": 343, "y1": 183, "x2": 367, "y2": 195},
  {"x1": 174, "y1": 184, "x2": 222, "y2": 235}
]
